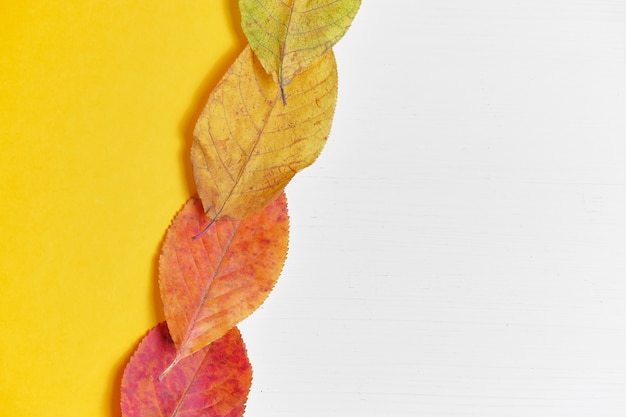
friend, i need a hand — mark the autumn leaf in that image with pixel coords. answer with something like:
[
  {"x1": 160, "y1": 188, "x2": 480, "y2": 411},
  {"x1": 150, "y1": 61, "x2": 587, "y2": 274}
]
[
  {"x1": 191, "y1": 45, "x2": 337, "y2": 221},
  {"x1": 158, "y1": 193, "x2": 288, "y2": 374},
  {"x1": 239, "y1": 0, "x2": 360, "y2": 101},
  {"x1": 121, "y1": 323, "x2": 252, "y2": 417}
]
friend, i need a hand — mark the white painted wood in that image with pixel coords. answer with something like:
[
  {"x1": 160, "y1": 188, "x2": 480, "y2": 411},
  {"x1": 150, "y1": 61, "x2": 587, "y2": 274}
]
[{"x1": 240, "y1": 1, "x2": 626, "y2": 415}]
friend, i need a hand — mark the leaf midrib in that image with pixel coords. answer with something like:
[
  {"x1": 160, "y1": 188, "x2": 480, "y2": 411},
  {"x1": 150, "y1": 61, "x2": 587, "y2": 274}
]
[
  {"x1": 179, "y1": 220, "x2": 242, "y2": 357},
  {"x1": 217, "y1": 55, "x2": 282, "y2": 217}
]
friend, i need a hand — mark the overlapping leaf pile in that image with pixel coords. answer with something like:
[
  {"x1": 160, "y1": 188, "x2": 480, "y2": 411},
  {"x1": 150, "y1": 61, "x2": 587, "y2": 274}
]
[{"x1": 121, "y1": 1, "x2": 360, "y2": 415}]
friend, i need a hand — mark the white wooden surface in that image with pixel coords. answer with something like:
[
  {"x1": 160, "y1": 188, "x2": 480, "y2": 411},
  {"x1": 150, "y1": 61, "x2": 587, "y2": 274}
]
[{"x1": 239, "y1": 2, "x2": 626, "y2": 416}]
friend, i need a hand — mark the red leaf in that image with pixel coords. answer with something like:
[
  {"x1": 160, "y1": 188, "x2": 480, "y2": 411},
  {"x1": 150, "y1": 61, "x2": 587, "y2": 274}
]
[
  {"x1": 121, "y1": 322, "x2": 252, "y2": 417},
  {"x1": 159, "y1": 193, "x2": 288, "y2": 372}
]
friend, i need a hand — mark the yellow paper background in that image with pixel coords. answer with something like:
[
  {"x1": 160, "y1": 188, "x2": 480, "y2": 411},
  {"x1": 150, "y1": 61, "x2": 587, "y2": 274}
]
[{"x1": 0, "y1": 1, "x2": 243, "y2": 415}]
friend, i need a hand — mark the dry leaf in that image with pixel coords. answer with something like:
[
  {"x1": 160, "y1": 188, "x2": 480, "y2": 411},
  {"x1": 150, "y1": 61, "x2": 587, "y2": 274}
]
[
  {"x1": 240, "y1": 0, "x2": 360, "y2": 100},
  {"x1": 121, "y1": 323, "x2": 251, "y2": 417},
  {"x1": 158, "y1": 193, "x2": 288, "y2": 374},
  {"x1": 191, "y1": 46, "x2": 337, "y2": 221}
]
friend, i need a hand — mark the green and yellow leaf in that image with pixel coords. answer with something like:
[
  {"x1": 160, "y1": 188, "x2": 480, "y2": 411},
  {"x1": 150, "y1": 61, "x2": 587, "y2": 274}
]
[
  {"x1": 239, "y1": 0, "x2": 360, "y2": 100},
  {"x1": 239, "y1": 0, "x2": 361, "y2": 102}
]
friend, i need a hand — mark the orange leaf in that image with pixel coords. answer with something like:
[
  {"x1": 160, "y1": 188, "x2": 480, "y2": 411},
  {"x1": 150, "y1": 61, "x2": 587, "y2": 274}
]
[
  {"x1": 121, "y1": 323, "x2": 251, "y2": 417},
  {"x1": 191, "y1": 46, "x2": 337, "y2": 220},
  {"x1": 159, "y1": 193, "x2": 289, "y2": 372}
]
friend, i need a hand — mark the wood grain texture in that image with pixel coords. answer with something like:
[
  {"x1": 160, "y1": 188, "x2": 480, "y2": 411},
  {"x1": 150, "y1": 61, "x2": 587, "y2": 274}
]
[{"x1": 239, "y1": 1, "x2": 626, "y2": 416}]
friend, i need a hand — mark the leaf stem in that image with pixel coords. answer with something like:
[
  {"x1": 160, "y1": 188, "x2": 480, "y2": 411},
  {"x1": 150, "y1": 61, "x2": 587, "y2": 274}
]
[
  {"x1": 158, "y1": 356, "x2": 180, "y2": 381},
  {"x1": 192, "y1": 217, "x2": 216, "y2": 240},
  {"x1": 280, "y1": 83, "x2": 287, "y2": 106}
]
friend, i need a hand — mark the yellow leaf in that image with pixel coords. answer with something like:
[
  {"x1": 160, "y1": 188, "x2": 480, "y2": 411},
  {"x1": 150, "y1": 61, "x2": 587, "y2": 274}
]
[
  {"x1": 239, "y1": 0, "x2": 360, "y2": 101},
  {"x1": 191, "y1": 45, "x2": 337, "y2": 221}
]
